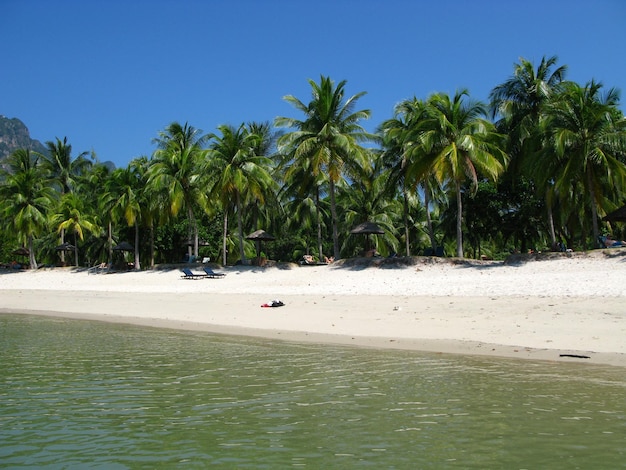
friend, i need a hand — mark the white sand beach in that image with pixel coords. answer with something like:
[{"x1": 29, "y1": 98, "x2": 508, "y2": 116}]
[{"x1": 2, "y1": 250, "x2": 625, "y2": 367}]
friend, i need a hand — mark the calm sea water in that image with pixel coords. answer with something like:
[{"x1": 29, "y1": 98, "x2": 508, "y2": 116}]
[{"x1": 1, "y1": 314, "x2": 624, "y2": 469}]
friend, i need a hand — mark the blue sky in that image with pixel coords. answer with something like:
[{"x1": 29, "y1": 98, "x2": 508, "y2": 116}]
[{"x1": 2, "y1": 0, "x2": 625, "y2": 168}]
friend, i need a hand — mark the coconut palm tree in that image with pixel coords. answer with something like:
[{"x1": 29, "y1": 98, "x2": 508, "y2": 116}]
[
  {"x1": 338, "y1": 155, "x2": 401, "y2": 256},
  {"x1": 206, "y1": 123, "x2": 274, "y2": 265},
  {"x1": 417, "y1": 90, "x2": 508, "y2": 258},
  {"x1": 41, "y1": 136, "x2": 93, "y2": 194},
  {"x1": 2, "y1": 148, "x2": 41, "y2": 174},
  {"x1": 149, "y1": 122, "x2": 209, "y2": 258},
  {"x1": 544, "y1": 80, "x2": 626, "y2": 245},
  {"x1": 78, "y1": 163, "x2": 115, "y2": 264},
  {"x1": 53, "y1": 193, "x2": 98, "y2": 267},
  {"x1": 490, "y1": 55, "x2": 567, "y2": 248},
  {"x1": 243, "y1": 121, "x2": 281, "y2": 235},
  {"x1": 276, "y1": 75, "x2": 373, "y2": 259},
  {"x1": 109, "y1": 162, "x2": 144, "y2": 269},
  {"x1": 0, "y1": 158, "x2": 55, "y2": 269},
  {"x1": 490, "y1": 56, "x2": 567, "y2": 158},
  {"x1": 41, "y1": 136, "x2": 93, "y2": 263},
  {"x1": 381, "y1": 97, "x2": 442, "y2": 255},
  {"x1": 279, "y1": 146, "x2": 328, "y2": 259}
]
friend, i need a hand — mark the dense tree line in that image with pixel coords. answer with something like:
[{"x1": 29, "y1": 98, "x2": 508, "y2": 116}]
[{"x1": 2, "y1": 56, "x2": 626, "y2": 269}]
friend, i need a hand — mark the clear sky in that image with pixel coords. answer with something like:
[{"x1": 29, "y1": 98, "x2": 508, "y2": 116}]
[{"x1": 2, "y1": 0, "x2": 625, "y2": 168}]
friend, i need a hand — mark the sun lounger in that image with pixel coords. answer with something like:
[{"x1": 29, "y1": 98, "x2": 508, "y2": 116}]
[
  {"x1": 203, "y1": 267, "x2": 226, "y2": 278},
  {"x1": 88, "y1": 262, "x2": 111, "y2": 274},
  {"x1": 180, "y1": 267, "x2": 208, "y2": 279}
]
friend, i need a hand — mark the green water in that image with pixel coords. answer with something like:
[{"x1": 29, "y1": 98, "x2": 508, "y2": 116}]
[{"x1": 1, "y1": 314, "x2": 624, "y2": 469}]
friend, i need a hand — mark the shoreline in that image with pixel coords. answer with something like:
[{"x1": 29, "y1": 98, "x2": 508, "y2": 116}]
[
  {"x1": 2, "y1": 287, "x2": 625, "y2": 368},
  {"x1": 2, "y1": 250, "x2": 625, "y2": 367}
]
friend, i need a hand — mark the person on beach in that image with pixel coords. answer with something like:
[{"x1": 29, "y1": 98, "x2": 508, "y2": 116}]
[{"x1": 600, "y1": 235, "x2": 626, "y2": 247}]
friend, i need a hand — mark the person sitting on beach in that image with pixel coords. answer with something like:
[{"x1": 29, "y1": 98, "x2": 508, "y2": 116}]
[
  {"x1": 601, "y1": 235, "x2": 626, "y2": 247},
  {"x1": 301, "y1": 254, "x2": 315, "y2": 265},
  {"x1": 364, "y1": 248, "x2": 379, "y2": 257},
  {"x1": 324, "y1": 255, "x2": 334, "y2": 264}
]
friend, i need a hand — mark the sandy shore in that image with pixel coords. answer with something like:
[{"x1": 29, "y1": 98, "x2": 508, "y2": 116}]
[{"x1": 2, "y1": 250, "x2": 625, "y2": 367}]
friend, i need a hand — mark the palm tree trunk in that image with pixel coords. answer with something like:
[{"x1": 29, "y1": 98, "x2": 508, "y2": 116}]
[
  {"x1": 329, "y1": 179, "x2": 340, "y2": 259},
  {"x1": 134, "y1": 222, "x2": 141, "y2": 270},
  {"x1": 236, "y1": 192, "x2": 246, "y2": 264},
  {"x1": 108, "y1": 221, "x2": 113, "y2": 264},
  {"x1": 28, "y1": 234, "x2": 37, "y2": 270},
  {"x1": 188, "y1": 206, "x2": 198, "y2": 257},
  {"x1": 455, "y1": 180, "x2": 464, "y2": 258},
  {"x1": 60, "y1": 228, "x2": 65, "y2": 264},
  {"x1": 149, "y1": 223, "x2": 155, "y2": 268},
  {"x1": 74, "y1": 233, "x2": 79, "y2": 267},
  {"x1": 545, "y1": 187, "x2": 557, "y2": 250},
  {"x1": 402, "y1": 188, "x2": 410, "y2": 256},
  {"x1": 315, "y1": 187, "x2": 323, "y2": 259},
  {"x1": 587, "y1": 168, "x2": 600, "y2": 246},
  {"x1": 423, "y1": 181, "x2": 437, "y2": 251},
  {"x1": 222, "y1": 211, "x2": 228, "y2": 266}
]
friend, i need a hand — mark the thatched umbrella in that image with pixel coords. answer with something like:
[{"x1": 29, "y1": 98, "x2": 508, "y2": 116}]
[
  {"x1": 604, "y1": 205, "x2": 626, "y2": 222},
  {"x1": 350, "y1": 221, "x2": 384, "y2": 252},
  {"x1": 183, "y1": 238, "x2": 210, "y2": 247},
  {"x1": 112, "y1": 241, "x2": 135, "y2": 269},
  {"x1": 112, "y1": 241, "x2": 134, "y2": 252},
  {"x1": 246, "y1": 230, "x2": 275, "y2": 259},
  {"x1": 55, "y1": 241, "x2": 78, "y2": 266},
  {"x1": 55, "y1": 242, "x2": 75, "y2": 252},
  {"x1": 12, "y1": 247, "x2": 30, "y2": 257}
]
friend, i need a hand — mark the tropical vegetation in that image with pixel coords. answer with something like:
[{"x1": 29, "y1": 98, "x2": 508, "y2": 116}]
[{"x1": 1, "y1": 61, "x2": 625, "y2": 269}]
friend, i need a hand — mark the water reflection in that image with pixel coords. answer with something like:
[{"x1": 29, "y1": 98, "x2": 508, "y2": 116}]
[{"x1": 1, "y1": 314, "x2": 624, "y2": 468}]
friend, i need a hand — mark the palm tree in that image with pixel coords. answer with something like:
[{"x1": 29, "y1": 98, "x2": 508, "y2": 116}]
[
  {"x1": 52, "y1": 193, "x2": 98, "y2": 267},
  {"x1": 41, "y1": 136, "x2": 93, "y2": 263},
  {"x1": 544, "y1": 80, "x2": 626, "y2": 245},
  {"x1": 243, "y1": 121, "x2": 281, "y2": 235},
  {"x1": 338, "y1": 155, "x2": 400, "y2": 256},
  {"x1": 276, "y1": 75, "x2": 373, "y2": 259},
  {"x1": 2, "y1": 148, "x2": 40, "y2": 174},
  {"x1": 279, "y1": 147, "x2": 328, "y2": 259},
  {"x1": 109, "y1": 163, "x2": 144, "y2": 269},
  {"x1": 42, "y1": 136, "x2": 93, "y2": 194},
  {"x1": 149, "y1": 122, "x2": 209, "y2": 258},
  {"x1": 206, "y1": 123, "x2": 274, "y2": 265},
  {"x1": 490, "y1": 55, "x2": 567, "y2": 248},
  {"x1": 381, "y1": 97, "x2": 441, "y2": 255},
  {"x1": 66, "y1": 162, "x2": 113, "y2": 265},
  {"x1": 0, "y1": 157, "x2": 55, "y2": 269},
  {"x1": 490, "y1": 56, "x2": 567, "y2": 157},
  {"x1": 133, "y1": 156, "x2": 165, "y2": 268},
  {"x1": 418, "y1": 90, "x2": 508, "y2": 258}
]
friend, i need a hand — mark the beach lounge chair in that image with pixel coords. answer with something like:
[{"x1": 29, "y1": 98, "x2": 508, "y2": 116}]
[
  {"x1": 181, "y1": 267, "x2": 207, "y2": 279},
  {"x1": 203, "y1": 267, "x2": 226, "y2": 278},
  {"x1": 300, "y1": 255, "x2": 323, "y2": 265},
  {"x1": 88, "y1": 262, "x2": 111, "y2": 274}
]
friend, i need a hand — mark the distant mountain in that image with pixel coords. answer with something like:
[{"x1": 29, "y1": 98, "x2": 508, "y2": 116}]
[
  {"x1": 0, "y1": 115, "x2": 48, "y2": 162},
  {"x1": 0, "y1": 115, "x2": 117, "y2": 170}
]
